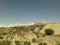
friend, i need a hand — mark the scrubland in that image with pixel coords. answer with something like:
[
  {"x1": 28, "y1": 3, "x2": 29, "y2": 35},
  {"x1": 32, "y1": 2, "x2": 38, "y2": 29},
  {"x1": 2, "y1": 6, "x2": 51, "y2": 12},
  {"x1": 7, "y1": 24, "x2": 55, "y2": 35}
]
[{"x1": 0, "y1": 23, "x2": 60, "y2": 45}]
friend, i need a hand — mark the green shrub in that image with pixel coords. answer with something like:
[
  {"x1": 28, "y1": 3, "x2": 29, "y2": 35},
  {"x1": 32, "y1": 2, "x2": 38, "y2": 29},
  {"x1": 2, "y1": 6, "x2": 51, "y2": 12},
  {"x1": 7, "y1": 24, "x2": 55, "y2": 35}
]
[
  {"x1": 24, "y1": 41, "x2": 31, "y2": 45},
  {"x1": 29, "y1": 26, "x2": 35, "y2": 31},
  {"x1": 38, "y1": 42, "x2": 43, "y2": 45},
  {"x1": 0, "y1": 40, "x2": 11, "y2": 45},
  {"x1": 36, "y1": 35, "x2": 40, "y2": 38},
  {"x1": 15, "y1": 41, "x2": 21, "y2": 45},
  {"x1": 44, "y1": 28, "x2": 54, "y2": 35},
  {"x1": 32, "y1": 38, "x2": 37, "y2": 42},
  {"x1": 56, "y1": 42, "x2": 60, "y2": 45},
  {"x1": 0, "y1": 36, "x2": 4, "y2": 39},
  {"x1": 38, "y1": 42, "x2": 47, "y2": 45},
  {"x1": 43, "y1": 43, "x2": 47, "y2": 45},
  {"x1": 2, "y1": 32, "x2": 7, "y2": 35}
]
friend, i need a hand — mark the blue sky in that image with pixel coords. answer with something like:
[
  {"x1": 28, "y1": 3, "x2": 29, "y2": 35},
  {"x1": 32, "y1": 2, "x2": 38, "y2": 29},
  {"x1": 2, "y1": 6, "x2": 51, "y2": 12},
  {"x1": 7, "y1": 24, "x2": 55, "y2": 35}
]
[{"x1": 0, "y1": 0, "x2": 60, "y2": 25}]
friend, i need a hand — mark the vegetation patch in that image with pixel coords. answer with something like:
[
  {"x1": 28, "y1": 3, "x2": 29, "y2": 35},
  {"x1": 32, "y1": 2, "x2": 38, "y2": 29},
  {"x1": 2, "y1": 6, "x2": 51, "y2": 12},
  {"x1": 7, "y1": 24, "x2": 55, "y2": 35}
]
[
  {"x1": 0, "y1": 40, "x2": 11, "y2": 45},
  {"x1": 44, "y1": 28, "x2": 54, "y2": 35},
  {"x1": 32, "y1": 38, "x2": 37, "y2": 43},
  {"x1": 43, "y1": 42, "x2": 47, "y2": 45},
  {"x1": 38, "y1": 42, "x2": 43, "y2": 45},
  {"x1": 38, "y1": 42, "x2": 47, "y2": 45},
  {"x1": 0, "y1": 36, "x2": 4, "y2": 39},
  {"x1": 24, "y1": 41, "x2": 31, "y2": 45},
  {"x1": 15, "y1": 41, "x2": 23, "y2": 45}
]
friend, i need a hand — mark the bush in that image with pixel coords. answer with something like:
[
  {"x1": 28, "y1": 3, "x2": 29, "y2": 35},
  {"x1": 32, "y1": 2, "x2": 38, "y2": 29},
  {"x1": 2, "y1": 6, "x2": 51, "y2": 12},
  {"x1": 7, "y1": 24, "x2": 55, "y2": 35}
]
[
  {"x1": 0, "y1": 36, "x2": 4, "y2": 39},
  {"x1": 44, "y1": 28, "x2": 54, "y2": 35},
  {"x1": 32, "y1": 38, "x2": 37, "y2": 42},
  {"x1": 38, "y1": 42, "x2": 42, "y2": 45},
  {"x1": 0, "y1": 40, "x2": 11, "y2": 45},
  {"x1": 38, "y1": 42, "x2": 47, "y2": 45},
  {"x1": 56, "y1": 42, "x2": 60, "y2": 45},
  {"x1": 2, "y1": 32, "x2": 7, "y2": 35},
  {"x1": 15, "y1": 41, "x2": 21, "y2": 45},
  {"x1": 36, "y1": 35, "x2": 40, "y2": 38},
  {"x1": 24, "y1": 41, "x2": 31, "y2": 45},
  {"x1": 43, "y1": 43, "x2": 47, "y2": 45}
]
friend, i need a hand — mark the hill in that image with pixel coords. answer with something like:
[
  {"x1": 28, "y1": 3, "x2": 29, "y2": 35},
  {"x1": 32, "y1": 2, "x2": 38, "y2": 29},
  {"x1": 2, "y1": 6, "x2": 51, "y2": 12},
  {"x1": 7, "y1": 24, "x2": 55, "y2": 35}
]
[
  {"x1": 40, "y1": 23, "x2": 60, "y2": 35},
  {"x1": 0, "y1": 23, "x2": 60, "y2": 45}
]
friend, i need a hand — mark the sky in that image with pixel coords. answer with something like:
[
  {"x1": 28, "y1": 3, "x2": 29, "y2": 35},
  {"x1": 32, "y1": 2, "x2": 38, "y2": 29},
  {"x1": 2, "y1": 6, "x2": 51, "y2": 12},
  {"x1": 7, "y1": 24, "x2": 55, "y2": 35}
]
[{"x1": 0, "y1": 0, "x2": 60, "y2": 25}]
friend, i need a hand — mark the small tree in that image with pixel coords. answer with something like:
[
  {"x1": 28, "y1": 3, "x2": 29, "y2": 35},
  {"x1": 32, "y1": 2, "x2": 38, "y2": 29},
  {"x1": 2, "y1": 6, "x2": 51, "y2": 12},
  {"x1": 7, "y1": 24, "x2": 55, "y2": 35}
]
[{"x1": 44, "y1": 28, "x2": 54, "y2": 35}]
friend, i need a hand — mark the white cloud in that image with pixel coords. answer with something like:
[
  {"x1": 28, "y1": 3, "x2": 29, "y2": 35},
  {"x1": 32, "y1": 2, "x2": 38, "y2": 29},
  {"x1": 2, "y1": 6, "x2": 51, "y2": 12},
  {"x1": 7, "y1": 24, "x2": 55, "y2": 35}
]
[{"x1": 0, "y1": 23, "x2": 34, "y2": 27}]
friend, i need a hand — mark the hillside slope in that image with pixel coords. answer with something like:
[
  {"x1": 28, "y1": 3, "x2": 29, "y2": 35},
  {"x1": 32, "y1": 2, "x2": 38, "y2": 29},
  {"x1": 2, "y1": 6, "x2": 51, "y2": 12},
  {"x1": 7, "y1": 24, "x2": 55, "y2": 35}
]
[
  {"x1": 0, "y1": 23, "x2": 60, "y2": 45},
  {"x1": 40, "y1": 23, "x2": 60, "y2": 35}
]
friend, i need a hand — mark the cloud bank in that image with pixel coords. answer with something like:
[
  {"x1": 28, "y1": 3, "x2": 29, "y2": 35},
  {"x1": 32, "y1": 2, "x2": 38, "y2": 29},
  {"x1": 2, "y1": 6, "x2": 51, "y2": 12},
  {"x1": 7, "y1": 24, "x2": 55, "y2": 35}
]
[{"x1": 0, "y1": 23, "x2": 34, "y2": 27}]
